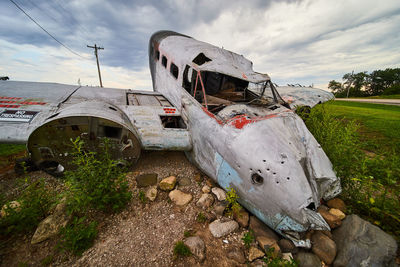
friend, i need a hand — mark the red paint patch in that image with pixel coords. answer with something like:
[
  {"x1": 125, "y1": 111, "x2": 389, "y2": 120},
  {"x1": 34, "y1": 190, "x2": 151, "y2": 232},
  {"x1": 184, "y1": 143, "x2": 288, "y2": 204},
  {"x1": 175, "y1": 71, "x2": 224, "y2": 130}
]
[
  {"x1": 0, "y1": 104, "x2": 21, "y2": 108},
  {"x1": 0, "y1": 96, "x2": 47, "y2": 106},
  {"x1": 202, "y1": 107, "x2": 292, "y2": 129},
  {"x1": 163, "y1": 107, "x2": 176, "y2": 114}
]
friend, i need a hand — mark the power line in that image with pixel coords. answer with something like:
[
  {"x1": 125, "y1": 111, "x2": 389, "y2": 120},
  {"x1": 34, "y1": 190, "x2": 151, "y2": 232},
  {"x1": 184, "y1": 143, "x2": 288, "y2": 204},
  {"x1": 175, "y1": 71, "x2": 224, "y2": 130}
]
[{"x1": 8, "y1": 0, "x2": 87, "y2": 59}]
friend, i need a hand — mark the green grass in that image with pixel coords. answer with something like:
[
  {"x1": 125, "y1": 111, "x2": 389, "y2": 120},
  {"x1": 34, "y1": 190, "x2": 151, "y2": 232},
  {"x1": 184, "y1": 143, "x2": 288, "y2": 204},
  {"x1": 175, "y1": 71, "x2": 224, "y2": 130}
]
[
  {"x1": 328, "y1": 101, "x2": 400, "y2": 152},
  {"x1": 0, "y1": 143, "x2": 26, "y2": 157},
  {"x1": 336, "y1": 94, "x2": 400, "y2": 99},
  {"x1": 300, "y1": 101, "x2": 400, "y2": 239}
]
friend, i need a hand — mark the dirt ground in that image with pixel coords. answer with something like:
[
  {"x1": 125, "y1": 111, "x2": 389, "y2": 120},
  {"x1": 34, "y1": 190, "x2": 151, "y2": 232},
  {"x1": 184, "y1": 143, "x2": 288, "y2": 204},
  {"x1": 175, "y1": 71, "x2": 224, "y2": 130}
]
[{"x1": 0, "y1": 151, "x2": 249, "y2": 267}]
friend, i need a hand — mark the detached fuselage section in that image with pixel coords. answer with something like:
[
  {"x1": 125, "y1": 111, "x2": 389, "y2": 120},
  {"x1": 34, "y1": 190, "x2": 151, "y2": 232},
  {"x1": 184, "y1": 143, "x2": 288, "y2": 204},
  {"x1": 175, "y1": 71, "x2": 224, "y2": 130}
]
[{"x1": 149, "y1": 31, "x2": 340, "y2": 246}]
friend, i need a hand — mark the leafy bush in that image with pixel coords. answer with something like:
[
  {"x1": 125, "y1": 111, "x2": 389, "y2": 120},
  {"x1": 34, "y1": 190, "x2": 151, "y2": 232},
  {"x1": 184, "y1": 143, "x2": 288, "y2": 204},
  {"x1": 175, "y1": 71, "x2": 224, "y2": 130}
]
[
  {"x1": 173, "y1": 241, "x2": 191, "y2": 258},
  {"x1": 300, "y1": 103, "x2": 400, "y2": 238},
  {"x1": 225, "y1": 187, "x2": 241, "y2": 216},
  {"x1": 59, "y1": 216, "x2": 98, "y2": 255},
  {"x1": 0, "y1": 177, "x2": 55, "y2": 234},
  {"x1": 138, "y1": 190, "x2": 146, "y2": 204},
  {"x1": 196, "y1": 212, "x2": 206, "y2": 223},
  {"x1": 65, "y1": 137, "x2": 132, "y2": 214},
  {"x1": 241, "y1": 230, "x2": 254, "y2": 248}
]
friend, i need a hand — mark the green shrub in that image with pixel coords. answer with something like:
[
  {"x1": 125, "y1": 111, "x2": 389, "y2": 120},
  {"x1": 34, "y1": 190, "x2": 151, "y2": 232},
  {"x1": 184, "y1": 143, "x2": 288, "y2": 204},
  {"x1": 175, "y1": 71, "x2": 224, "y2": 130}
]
[
  {"x1": 59, "y1": 216, "x2": 98, "y2": 255},
  {"x1": 173, "y1": 241, "x2": 191, "y2": 258},
  {"x1": 300, "y1": 103, "x2": 400, "y2": 238},
  {"x1": 183, "y1": 229, "x2": 193, "y2": 238},
  {"x1": 0, "y1": 177, "x2": 55, "y2": 235},
  {"x1": 65, "y1": 137, "x2": 132, "y2": 214},
  {"x1": 138, "y1": 191, "x2": 146, "y2": 204},
  {"x1": 225, "y1": 187, "x2": 241, "y2": 216},
  {"x1": 196, "y1": 212, "x2": 206, "y2": 223},
  {"x1": 241, "y1": 230, "x2": 254, "y2": 248}
]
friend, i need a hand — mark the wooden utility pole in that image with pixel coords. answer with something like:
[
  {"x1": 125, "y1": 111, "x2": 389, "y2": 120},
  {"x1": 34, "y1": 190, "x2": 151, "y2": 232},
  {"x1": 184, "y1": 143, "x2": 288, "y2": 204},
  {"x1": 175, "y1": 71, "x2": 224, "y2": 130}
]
[{"x1": 87, "y1": 44, "x2": 104, "y2": 87}]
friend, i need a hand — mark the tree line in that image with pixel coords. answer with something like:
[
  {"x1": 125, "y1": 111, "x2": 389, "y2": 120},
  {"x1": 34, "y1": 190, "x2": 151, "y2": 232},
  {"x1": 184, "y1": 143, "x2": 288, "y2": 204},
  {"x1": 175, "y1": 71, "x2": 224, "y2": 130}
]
[{"x1": 328, "y1": 68, "x2": 400, "y2": 97}]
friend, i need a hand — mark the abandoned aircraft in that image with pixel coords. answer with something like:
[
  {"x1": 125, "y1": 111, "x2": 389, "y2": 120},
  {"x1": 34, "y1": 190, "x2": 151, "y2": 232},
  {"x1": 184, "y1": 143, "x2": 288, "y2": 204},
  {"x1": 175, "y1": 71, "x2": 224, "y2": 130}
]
[{"x1": 0, "y1": 30, "x2": 340, "y2": 247}]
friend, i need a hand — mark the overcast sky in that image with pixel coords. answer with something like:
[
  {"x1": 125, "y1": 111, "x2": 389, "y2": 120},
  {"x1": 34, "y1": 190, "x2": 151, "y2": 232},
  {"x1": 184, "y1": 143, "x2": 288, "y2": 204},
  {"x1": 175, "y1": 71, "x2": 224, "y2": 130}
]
[{"x1": 1, "y1": 0, "x2": 399, "y2": 90}]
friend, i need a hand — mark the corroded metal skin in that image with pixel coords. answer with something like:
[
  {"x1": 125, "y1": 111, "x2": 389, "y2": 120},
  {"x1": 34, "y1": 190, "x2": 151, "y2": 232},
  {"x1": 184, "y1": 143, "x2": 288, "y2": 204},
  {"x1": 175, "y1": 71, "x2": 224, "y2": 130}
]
[{"x1": 149, "y1": 31, "x2": 340, "y2": 246}]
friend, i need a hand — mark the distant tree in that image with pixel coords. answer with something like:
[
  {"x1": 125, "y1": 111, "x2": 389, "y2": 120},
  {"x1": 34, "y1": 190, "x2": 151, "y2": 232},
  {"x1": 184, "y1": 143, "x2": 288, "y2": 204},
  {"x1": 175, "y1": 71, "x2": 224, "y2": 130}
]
[
  {"x1": 342, "y1": 71, "x2": 368, "y2": 97},
  {"x1": 330, "y1": 68, "x2": 400, "y2": 97},
  {"x1": 328, "y1": 80, "x2": 344, "y2": 96},
  {"x1": 367, "y1": 68, "x2": 400, "y2": 95}
]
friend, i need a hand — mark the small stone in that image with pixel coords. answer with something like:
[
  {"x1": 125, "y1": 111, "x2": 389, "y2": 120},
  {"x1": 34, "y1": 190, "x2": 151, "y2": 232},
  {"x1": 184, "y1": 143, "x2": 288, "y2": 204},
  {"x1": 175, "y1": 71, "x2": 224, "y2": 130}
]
[
  {"x1": 248, "y1": 246, "x2": 264, "y2": 262},
  {"x1": 209, "y1": 219, "x2": 239, "y2": 238},
  {"x1": 326, "y1": 198, "x2": 346, "y2": 213},
  {"x1": 227, "y1": 248, "x2": 246, "y2": 264},
  {"x1": 194, "y1": 173, "x2": 203, "y2": 182},
  {"x1": 168, "y1": 189, "x2": 192, "y2": 206},
  {"x1": 256, "y1": 236, "x2": 280, "y2": 257},
  {"x1": 329, "y1": 208, "x2": 345, "y2": 220},
  {"x1": 311, "y1": 231, "x2": 337, "y2": 265},
  {"x1": 318, "y1": 207, "x2": 341, "y2": 229},
  {"x1": 196, "y1": 193, "x2": 214, "y2": 209},
  {"x1": 1, "y1": 200, "x2": 21, "y2": 217},
  {"x1": 211, "y1": 187, "x2": 226, "y2": 201},
  {"x1": 295, "y1": 252, "x2": 322, "y2": 267},
  {"x1": 159, "y1": 176, "x2": 177, "y2": 191},
  {"x1": 282, "y1": 253, "x2": 293, "y2": 262},
  {"x1": 319, "y1": 230, "x2": 332, "y2": 239},
  {"x1": 249, "y1": 216, "x2": 279, "y2": 241},
  {"x1": 184, "y1": 236, "x2": 205, "y2": 262},
  {"x1": 233, "y1": 208, "x2": 249, "y2": 228},
  {"x1": 278, "y1": 239, "x2": 297, "y2": 253},
  {"x1": 178, "y1": 177, "x2": 191, "y2": 186},
  {"x1": 135, "y1": 173, "x2": 158, "y2": 187},
  {"x1": 146, "y1": 186, "x2": 157, "y2": 201},
  {"x1": 214, "y1": 204, "x2": 226, "y2": 216},
  {"x1": 205, "y1": 178, "x2": 215, "y2": 188},
  {"x1": 201, "y1": 185, "x2": 211, "y2": 193}
]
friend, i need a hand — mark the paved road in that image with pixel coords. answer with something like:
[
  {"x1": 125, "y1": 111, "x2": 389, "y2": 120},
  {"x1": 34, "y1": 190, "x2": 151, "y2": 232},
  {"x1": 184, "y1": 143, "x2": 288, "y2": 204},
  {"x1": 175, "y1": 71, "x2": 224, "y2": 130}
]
[{"x1": 335, "y1": 98, "x2": 400, "y2": 106}]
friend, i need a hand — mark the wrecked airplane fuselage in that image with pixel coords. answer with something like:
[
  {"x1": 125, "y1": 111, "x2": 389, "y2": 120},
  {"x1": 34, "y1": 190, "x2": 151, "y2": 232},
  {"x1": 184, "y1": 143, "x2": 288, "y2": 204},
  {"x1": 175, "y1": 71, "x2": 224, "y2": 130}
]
[
  {"x1": 149, "y1": 31, "x2": 341, "y2": 246},
  {"x1": 0, "y1": 30, "x2": 340, "y2": 247}
]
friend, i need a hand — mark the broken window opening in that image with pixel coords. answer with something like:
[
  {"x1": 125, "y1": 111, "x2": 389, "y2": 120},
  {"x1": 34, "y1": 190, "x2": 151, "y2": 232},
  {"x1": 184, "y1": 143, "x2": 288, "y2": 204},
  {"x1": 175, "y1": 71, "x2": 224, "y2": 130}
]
[
  {"x1": 170, "y1": 63, "x2": 179, "y2": 79},
  {"x1": 71, "y1": 125, "x2": 79, "y2": 131},
  {"x1": 182, "y1": 65, "x2": 192, "y2": 93},
  {"x1": 193, "y1": 71, "x2": 208, "y2": 109},
  {"x1": 100, "y1": 126, "x2": 122, "y2": 139},
  {"x1": 155, "y1": 50, "x2": 160, "y2": 61},
  {"x1": 188, "y1": 70, "x2": 289, "y2": 115},
  {"x1": 160, "y1": 116, "x2": 187, "y2": 129},
  {"x1": 162, "y1": 55, "x2": 167, "y2": 68},
  {"x1": 192, "y1": 53, "x2": 211, "y2": 65}
]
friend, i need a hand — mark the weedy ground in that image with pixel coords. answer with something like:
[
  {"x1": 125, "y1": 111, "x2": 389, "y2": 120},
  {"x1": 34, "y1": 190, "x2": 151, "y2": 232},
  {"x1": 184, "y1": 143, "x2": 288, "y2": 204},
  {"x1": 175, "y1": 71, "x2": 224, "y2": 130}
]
[{"x1": 299, "y1": 101, "x2": 400, "y2": 240}]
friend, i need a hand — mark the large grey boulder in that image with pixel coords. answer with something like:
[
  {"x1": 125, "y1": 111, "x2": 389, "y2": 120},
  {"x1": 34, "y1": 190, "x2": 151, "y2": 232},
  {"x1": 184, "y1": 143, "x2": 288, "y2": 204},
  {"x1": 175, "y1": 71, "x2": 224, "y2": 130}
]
[{"x1": 332, "y1": 214, "x2": 398, "y2": 267}]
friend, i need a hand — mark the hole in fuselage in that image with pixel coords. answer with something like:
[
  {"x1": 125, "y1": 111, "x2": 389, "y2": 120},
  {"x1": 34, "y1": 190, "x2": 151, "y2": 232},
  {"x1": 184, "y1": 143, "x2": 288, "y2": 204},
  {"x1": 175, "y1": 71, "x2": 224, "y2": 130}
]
[
  {"x1": 251, "y1": 173, "x2": 264, "y2": 184},
  {"x1": 306, "y1": 202, "x2": 316, "y2": 211}
]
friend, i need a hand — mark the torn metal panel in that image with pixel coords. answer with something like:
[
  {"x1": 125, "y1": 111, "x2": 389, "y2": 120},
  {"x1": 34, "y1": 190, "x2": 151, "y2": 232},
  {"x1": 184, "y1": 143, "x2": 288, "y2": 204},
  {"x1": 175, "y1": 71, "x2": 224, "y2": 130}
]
[{"x1": 276, "y1": 85, "x2": 335, "y2": 109}]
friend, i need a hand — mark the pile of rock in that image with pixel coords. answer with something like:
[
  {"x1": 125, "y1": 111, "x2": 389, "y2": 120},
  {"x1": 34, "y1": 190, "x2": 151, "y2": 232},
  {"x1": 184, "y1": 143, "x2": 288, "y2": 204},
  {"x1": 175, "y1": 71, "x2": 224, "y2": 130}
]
[{"x1": 162, "y1": 177, "x2": 398, "y2": 267}]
